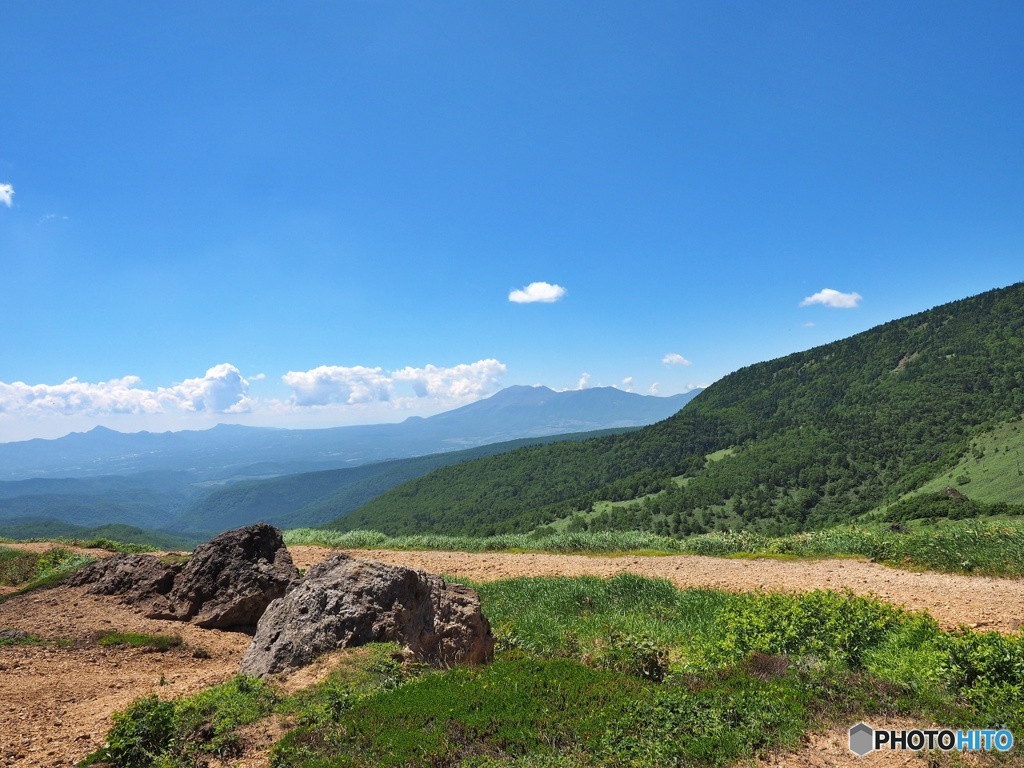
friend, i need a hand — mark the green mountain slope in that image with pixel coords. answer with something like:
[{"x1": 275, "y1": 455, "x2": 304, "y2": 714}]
[{"x1": 329, "y1": 282, "x2": 1024, "y2": 536}]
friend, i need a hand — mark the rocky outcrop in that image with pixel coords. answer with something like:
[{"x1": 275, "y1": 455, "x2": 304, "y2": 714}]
[
  {"x1": 66, "y1": 523, "x2": 298, "y2": 629},
  {"x1": 65, "y1": 553, "x2": 182, "y2": 620},
  {"x1": 169, "y1": 523, "x2": 298, "y2": 629},
  {"x1": 240, "y1": 553, "x2": 494, "y2": 677}
]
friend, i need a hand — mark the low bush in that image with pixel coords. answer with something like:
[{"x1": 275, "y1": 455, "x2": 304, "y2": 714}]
[
  {"x1": 713, "y1": 590, "x2": 903, "y2": 668},
  {"x1": 83, "y1": 676, "x2": 279, "y2": 768}
]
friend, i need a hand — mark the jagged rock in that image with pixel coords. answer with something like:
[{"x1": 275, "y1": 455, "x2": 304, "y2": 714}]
[
  {"x1": 240, "y1": 553, "x2": 494, "y2": 677},
  {"x1": 65, "y1": 523, "x2": 298, "y2": 629},
  {"x1": 168, "y1": 523, "x2": 298, "y2": 629},
  {"x1": 65, "y1": 553, "x2": 182, "y2": 619}
]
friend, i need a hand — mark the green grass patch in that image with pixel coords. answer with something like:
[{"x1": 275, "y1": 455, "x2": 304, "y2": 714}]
[
  {"x1": 65, "y1": 537, "x2": 159, "y2": 554},
  {"x1": 0, "y1": 628, "x2": 46, "y2": 647},
  {"x1": 907, "y1": 418, "x2": 1024, "y2": 505},
  {"x1": 95, "y1": 631, "x2": 184, "y2": 652},
  {"x1": 82, "y1": 675, "x2": 279, "y2": 768},
  {"x1": 272, "y1": 657, "x2": 819, "y2": 768},
  {"x1": 0, "y1": 545, "x2": 95, "y2": 603},
  {"x1": 0, "y1": 546, "x2": 42, "y2": 585}
]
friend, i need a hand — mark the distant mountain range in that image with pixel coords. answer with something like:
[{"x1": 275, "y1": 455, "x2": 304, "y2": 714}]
[{"x1": 0, "y1": 385, "x2": 700, "y2": 481}]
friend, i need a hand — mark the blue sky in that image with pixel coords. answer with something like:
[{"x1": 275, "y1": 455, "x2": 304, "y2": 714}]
[{"x1": 1, "y1": 1, "x2": 1022, "y2": 441}]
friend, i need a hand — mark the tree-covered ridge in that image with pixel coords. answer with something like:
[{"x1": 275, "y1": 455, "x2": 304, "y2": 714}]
[{"x1": 330, "y1": 282, "x2": 1024, "y2": 537}]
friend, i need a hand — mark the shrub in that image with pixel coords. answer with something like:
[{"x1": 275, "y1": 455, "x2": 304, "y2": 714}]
[
  {"x1": 715, "y1": 590, "x2": 902, "y2": 668},
  {"x1": 94, "y1": 695, "x2": 177, "y2": 768},
  {"x1": 592, "y1": 631, "x2": 670, "y2": 682},
  {"x1": 936, "y1": 629, "x2": 1024, "y2": 727}
]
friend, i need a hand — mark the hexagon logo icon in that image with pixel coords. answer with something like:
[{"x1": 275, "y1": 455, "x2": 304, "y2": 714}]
[{"x1": 849, "y1": 722, "x2": 874, "y2": 756}]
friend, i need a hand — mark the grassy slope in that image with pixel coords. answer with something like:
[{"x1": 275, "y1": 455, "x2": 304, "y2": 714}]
[
  {"x1": 330, "y1": 282, "x2": 1024, "y2": 537},
  {"x1": 903, "y1": 418, "x2": 1024, "y2": 505}
]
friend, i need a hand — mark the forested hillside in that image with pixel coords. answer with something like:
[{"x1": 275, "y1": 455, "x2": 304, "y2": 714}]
[
  {"x1": 173, "y1": 428, "x2": 636, "y2": 533},
  {"x1": 330, "y1": 283, "x2": 1024, "y2": 536}
]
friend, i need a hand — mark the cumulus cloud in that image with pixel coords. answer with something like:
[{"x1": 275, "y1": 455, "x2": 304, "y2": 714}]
[
  {"x1": 648, "y1": 382, "x2": 660, "y2": 395},
  {"x1": 282, "y1": 359, "x2": 507, "y2": 408},
  {"x1": 0, "y1": 364, "x2": 253, "y2": 417},
  {"x1": 392, "y1": 360, "x2": 507, "y2": 400},
  {"x1": 281, "y1": 365, "x2": 392, "y2": 407},
  {"x1": 509, "y1": 281, "x2": 567, "y2": 304},
  {"x1": 621, "y1": 376, "x2": 634, "y2": 392},
  {"x1": 0, "y1": 183, "x2": 13, "y2": 207},
  {"x1": 662, "y1": 353, "x2": 693, "y2": 367},
  {"x1": 158, "y1": 363, "x2": 254, "y2": 413},
  {"x1": 800, "y1": 288, "x2": 863, "y2": 309},
  {"x1": 576, "y1": 372, "x2": 591, "y2": 390}
]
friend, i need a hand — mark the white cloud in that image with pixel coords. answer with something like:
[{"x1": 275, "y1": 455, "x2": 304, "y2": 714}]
[
  {"x1": 799, "y1": 288, "x2": 863, "y2": 309},
  {"x1": 392, "y1": 359, "x2": 507, "y2": 400},
  {"x1": 802, "y1": 322, "x2": 816, "y2": 328},
  {"x1": 0, "y1": 183, "x2": 13, "y2": 207},
  {"x1": 509, "y1": 281, "x2": 567, "y2": 304},
  {"x1": 0, "y1": 364, "x2": 253, "y2": 417},
  {"x1": 662, "y1": 353, "x2": 693, "y2": 367},
  {"x1": 648, "y1": 382, "x2": 660, "y2": 395},
  {"x1": 576, "y1": 372, "x2": 591, "y2": 390},
  {"x1": 620, "y1": 376, "x2": 634, "y2": 392},
  {"x1": 158, "y1": 363, "x2": 254, "y2": 413},
  {"x1": 282, "y1": 359, "x2": 507, "y2": 408},
  {"x1": 282, "y1": 365, "x2": 392, "y2": 407}
]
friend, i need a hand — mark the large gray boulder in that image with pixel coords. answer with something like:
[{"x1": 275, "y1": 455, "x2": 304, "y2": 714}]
[
  {"x1": 66, "y1": 523, "x2": 298, "y2": 629},
  {"x1": 169, "y1": 523, "x2": 298, "y2": 629},
  {"x1": 240, "y1": 553, "x2": 494, "y2": 677}
]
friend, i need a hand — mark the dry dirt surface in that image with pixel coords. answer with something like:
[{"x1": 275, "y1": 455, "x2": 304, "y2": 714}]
[
  {"x1": 2, "y1": 543, "x2": 1023, "y2": 768},
  {"x1": 0, "y1": 545, "x2": 252, "y2": 767}
]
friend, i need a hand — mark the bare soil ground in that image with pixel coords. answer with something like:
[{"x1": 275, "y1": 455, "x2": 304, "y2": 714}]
[{"x1": 2, "y1": 543, "x2": 1021, "y2": 767}]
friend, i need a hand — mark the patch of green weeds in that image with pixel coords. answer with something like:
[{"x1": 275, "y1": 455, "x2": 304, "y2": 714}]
[
  {"x1": 591, "y1": 630, "x2": 670, "y2": 682},
  {"x1": 713, "y1": 590, "x2": 903, "y2": 668},
  {"x1": 82, "y1": 676, "x2": 279, "y2": 768},
  {"x1": 95, "y1": 631, "x2": 184, "y2": 652},
  {"x1": 0, "y1": 546, "x2": 95, "y2": 603},
  {"x1": 271, "y1": 658, "x2": 647, "y2": 768},
  {"x1": 936, "y1": 628, "x2": 1024, "y2": 729},
  {"x1": 0, "y1": 546, "x2": 42, "y2": 585},
  {"x1": 70, "y1": 538, "x2": 158, "y2": 554}
]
